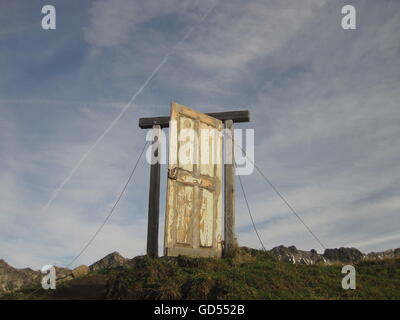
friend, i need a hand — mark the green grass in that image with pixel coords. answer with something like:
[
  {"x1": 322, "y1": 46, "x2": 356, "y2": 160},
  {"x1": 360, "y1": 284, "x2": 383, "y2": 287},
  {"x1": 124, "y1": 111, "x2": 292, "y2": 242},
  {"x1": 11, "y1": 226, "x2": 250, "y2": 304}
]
[{"x1": 2, "y1": 249, "x2": 399, "y2": 300}]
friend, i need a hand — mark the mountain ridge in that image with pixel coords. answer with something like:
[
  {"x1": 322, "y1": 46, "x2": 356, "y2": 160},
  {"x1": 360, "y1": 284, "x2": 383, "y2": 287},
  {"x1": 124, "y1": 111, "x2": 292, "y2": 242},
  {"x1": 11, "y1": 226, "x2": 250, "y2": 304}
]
[{"x1": 1, "y1": 246, "x2": 399, "y2": 297}]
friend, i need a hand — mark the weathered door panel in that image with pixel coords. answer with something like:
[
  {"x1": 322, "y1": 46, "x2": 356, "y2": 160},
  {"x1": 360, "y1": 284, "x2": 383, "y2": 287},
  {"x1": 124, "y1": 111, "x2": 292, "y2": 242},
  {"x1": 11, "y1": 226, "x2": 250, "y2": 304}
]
[{"x1": 164, "y1": 102, "x2": 222, "y2": 258}]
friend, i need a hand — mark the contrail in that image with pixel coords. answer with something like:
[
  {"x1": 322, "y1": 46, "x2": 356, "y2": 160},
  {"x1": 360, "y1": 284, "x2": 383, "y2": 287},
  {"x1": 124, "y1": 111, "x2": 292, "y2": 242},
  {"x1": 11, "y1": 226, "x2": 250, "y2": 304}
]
[{"x1": 41, "y1": 1, "x2": 219, "y2": 213}]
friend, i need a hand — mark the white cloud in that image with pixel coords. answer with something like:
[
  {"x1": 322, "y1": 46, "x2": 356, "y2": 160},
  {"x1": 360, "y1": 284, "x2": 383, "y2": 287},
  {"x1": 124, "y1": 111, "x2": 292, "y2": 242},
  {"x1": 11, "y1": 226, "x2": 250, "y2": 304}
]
[
  {"x1": 83, "y1": 0, "x2": 216, "y2": 48},
  {"x1": 1, "y1": 0, "x2": 400, "y2": 269}
]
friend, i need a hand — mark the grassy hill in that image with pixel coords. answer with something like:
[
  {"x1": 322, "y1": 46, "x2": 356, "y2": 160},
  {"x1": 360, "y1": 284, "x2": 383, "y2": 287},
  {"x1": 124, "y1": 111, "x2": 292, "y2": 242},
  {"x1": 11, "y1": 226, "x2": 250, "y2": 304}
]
[{"x1": 2, "y1": 249, "x2": 399, "y2": 300}]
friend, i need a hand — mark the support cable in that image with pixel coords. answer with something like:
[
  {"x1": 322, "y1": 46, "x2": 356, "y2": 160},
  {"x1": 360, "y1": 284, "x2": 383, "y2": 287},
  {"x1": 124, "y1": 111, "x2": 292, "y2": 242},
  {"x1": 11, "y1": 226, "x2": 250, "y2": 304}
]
[
  {"x1": 66, "y1": 141, "x2": 149, "y2": 268},
  {"x1": 236, "y1": 144, "x2": 327, "y2": 250},
  {"x1": 235, "y1": 163, "x2": 267, "y2": 251},
  {"x1": 26, "y1": 141, "x2": 148, "y2": 298}
]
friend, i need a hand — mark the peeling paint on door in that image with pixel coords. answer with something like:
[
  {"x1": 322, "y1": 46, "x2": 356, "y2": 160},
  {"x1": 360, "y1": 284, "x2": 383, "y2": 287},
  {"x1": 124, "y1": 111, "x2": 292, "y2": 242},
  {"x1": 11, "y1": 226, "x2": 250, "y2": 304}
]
[
  {"x1": 199, "y1": 189, "x2": 213, "y2": 247},
  {"x1": 176, "y1": 185, "x2": 193, "y2": 244},
  {"x1": 164, "y1": 102, "x2": 222, "y2": 258}
]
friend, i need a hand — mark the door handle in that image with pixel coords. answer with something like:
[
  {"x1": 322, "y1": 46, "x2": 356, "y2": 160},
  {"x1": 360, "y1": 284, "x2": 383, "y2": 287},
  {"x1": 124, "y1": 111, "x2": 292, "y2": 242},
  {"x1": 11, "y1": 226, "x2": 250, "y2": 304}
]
[{"x1": 168, "y1": 167, "x2": 178, "y2": 180}]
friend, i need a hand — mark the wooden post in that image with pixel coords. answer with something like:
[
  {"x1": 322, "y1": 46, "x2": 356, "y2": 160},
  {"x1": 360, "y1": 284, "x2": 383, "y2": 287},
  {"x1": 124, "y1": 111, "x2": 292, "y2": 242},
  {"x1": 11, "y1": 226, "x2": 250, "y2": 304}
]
[
  {"x1": 224, "y1": 119, "x2": 236, "y2": 257},
  {"x1": 139, "y1": 110, "x2": 250, "y2": 129},
  {"x1": 139, "y1": 107, "x2": 249, "y2": 259},
  {"x1": 147, "y1": 125, "x2": 161, "y2": 258}
]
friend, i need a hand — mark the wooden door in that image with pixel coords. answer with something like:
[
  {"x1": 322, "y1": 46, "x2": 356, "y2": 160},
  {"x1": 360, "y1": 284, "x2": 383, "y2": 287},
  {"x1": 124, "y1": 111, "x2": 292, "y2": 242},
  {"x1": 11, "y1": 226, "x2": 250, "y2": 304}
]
[{"x1": 164, "y1": 102, "x2": 223, "y2": 258}]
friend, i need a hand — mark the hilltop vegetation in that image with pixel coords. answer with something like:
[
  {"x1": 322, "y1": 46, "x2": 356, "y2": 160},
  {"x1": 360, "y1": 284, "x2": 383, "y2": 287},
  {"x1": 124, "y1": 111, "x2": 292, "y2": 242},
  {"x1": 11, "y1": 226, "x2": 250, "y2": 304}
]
[{"x1": 2, "y1": 248, "x2": 399, "y2": 300}]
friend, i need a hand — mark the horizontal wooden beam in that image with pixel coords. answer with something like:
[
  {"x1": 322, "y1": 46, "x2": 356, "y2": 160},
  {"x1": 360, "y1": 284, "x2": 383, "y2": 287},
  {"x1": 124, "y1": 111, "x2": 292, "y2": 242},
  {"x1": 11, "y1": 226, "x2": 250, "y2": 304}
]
[{"x1": 139, "y1": 110, "x2": 250, "y2": 129}]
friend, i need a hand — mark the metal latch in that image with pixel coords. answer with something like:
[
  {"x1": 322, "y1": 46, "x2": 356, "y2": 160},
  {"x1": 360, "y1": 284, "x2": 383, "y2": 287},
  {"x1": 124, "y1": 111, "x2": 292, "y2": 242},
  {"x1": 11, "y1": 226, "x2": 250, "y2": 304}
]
[{"x1": 168, "y1": 167, "x2": 178, "y2": 180}]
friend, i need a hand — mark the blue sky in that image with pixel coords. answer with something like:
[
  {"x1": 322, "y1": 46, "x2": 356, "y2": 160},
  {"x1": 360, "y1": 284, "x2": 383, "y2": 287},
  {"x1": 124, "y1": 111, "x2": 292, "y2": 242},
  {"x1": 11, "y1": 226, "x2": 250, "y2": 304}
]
[{"x1": 1, "y1": 0, "x2": 400, "y2": 269}]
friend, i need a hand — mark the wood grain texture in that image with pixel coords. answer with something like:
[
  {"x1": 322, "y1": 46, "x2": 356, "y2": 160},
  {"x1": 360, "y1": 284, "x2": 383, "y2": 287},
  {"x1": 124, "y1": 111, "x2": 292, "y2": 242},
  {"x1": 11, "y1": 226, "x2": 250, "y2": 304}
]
[
  {"x1": 164, "y1": 102, "x2": 222, "y2": 258},
  {"x1": 139, "y1": 108, "x2": 249, "y2": 129},
  {"x1": 224, "y1": 120, "x2": 236, "y2": 257},
  {"x1": 146, "y1": 125, "x2": 161, "y2": 258}
]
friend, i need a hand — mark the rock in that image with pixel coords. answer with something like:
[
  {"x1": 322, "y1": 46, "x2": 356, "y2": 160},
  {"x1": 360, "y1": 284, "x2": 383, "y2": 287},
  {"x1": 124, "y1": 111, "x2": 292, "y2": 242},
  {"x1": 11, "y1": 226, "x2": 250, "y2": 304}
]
[
  {"x1": 89, "y1": 252, "x2": 128, "y2": 272},
  {"x1": 54, "y1": 266, "x2": 73, "y2": 283},
  {"x1": 57, "y1": 275, "x2": 74, "y2": 283},
  {"x1": 72, "y1": 265, "x2": 89, "y2": 278},
  {"x1": 270, "y1": 245, "x2": 326, "y2": 265},
  {"x1": 0, "y1": 259, "x2": 41, "y2": 294},
  {"x1": 323, "y1": 247, "x2": 364, "y2": 263},
  {"x1": 365, "y1": 248, "x2": 400, "y2": 261},
  {"x1": 1, "y1": 245, "x2": 399, "y2": 296},
  {"x1": 55, "y1": 266, "x2": 72, "y2": 279}
]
